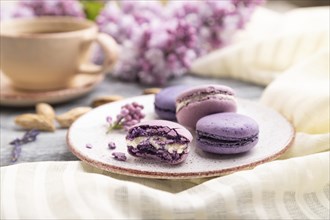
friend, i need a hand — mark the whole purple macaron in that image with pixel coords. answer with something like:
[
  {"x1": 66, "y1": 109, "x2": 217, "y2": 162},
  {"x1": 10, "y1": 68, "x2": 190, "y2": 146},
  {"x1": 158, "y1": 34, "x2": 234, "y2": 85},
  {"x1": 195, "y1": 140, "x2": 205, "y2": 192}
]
[
  {"x1": 176, "y1": 85, "x2": 237, "y2": 128},
  {"x1": 126, "y1": 120, "x2": 193, "y2": 164},
  {"x1": 154, "y1": 85, "x2": 191, "y2": 121},
  {"x1": 196, "y1": 113, "x2": 259, "y2": 154}
]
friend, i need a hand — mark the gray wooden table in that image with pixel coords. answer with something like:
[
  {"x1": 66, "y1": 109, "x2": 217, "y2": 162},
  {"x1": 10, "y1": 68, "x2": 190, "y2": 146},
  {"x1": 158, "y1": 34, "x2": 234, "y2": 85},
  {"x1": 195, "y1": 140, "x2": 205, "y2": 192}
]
[{"x1": 0, "y1": 74, "x2": 264, "y2": 167}]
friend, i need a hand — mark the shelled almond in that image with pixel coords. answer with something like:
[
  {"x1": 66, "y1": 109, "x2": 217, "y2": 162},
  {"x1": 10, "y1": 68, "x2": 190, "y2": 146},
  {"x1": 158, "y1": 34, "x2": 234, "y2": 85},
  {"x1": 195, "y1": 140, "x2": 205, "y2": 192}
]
[
  {"x1": 91, "y1": 95, "x2": 124, "y2": 107},
  {"x1": 56, "y1": 107, "x2": 92, "y2": 128},
  {"x1": 15, "y1": 114, "x2": 55, "y2": 132},
  {"x1": 143, "y1": 88, "x2": 161, "y2": 95},
  {"x1": 36, "y1": 103, "x2": 56, "y2": 120}
]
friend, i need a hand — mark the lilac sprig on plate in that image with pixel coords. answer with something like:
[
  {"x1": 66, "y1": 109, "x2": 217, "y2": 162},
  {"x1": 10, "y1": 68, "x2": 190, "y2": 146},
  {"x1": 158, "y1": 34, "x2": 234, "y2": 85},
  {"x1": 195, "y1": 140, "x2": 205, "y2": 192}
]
[
  {"x1": 106, "y1": 102, "x2": 145, "y2": 133},
  {"x1": 10, "y1": 129, "x2": 40, "y2": 162}
]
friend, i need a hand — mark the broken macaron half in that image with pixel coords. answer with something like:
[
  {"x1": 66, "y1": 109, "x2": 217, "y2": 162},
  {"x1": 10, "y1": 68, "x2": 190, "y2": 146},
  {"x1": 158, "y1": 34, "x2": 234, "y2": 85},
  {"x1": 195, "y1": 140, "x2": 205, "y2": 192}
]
[{"x1": 126, "y1": 120, "x2": 193, "y2": 164}]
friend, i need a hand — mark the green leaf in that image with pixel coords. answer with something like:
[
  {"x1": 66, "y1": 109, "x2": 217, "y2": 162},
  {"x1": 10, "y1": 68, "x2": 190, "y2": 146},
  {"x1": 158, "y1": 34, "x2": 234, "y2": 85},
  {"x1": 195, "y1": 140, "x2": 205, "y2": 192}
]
[{"x1": 81, "y1": 0, "x2": 105, "y2": 21}]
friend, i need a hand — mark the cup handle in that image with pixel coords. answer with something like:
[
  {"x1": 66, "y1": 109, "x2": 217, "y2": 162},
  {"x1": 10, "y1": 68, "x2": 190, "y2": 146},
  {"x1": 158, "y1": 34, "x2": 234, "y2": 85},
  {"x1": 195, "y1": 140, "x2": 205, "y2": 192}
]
[{"x1": 78, "y1": 33, "x2": 119, "y2": 74}]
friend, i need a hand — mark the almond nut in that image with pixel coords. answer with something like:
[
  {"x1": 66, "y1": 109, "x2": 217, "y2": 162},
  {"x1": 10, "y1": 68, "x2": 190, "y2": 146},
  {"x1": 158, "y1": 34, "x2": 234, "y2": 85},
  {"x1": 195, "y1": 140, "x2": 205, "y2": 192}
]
[
  {"x1": 36, "y1": 103, "x2": 56, "y2": 120},
  {"x1": 91, "y1": 95, "x2": 124, "y2": 108},
  {"x1": 142, "y1": 88, "x2": 161, "y2": 95},
  {"x1": 56, "y1": 107, "x2": 92, "y2": 128},
  {"x1": 15, "y1": 114, "x2": 55, "y2": 132}
]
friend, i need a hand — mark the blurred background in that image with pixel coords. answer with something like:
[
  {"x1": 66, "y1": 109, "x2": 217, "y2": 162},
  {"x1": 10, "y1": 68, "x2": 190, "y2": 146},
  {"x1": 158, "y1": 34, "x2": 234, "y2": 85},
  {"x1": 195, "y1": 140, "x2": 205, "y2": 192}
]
[
  {"x1": 0, "y1": 0, "x2": 329, "y2": 86},
  {"x1": 266, "y1": 0, "x2": 329, "y2": 12}
]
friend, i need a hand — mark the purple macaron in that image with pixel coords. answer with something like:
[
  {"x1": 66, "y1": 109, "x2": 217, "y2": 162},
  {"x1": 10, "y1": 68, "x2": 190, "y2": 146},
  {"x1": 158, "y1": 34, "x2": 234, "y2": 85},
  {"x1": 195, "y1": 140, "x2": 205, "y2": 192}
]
[
  {"x1": 154, "y1": 85, "x2": 191, "y2": 121},
  {"x1": 196, "y1": 113, "x2": 259, "y2": 154},
  {"x1": 176, "y1": 85, "x2": 237, "y2": 128},
  {"x1": 126, "y1": 120, "x2": 193, "y2": 164}
]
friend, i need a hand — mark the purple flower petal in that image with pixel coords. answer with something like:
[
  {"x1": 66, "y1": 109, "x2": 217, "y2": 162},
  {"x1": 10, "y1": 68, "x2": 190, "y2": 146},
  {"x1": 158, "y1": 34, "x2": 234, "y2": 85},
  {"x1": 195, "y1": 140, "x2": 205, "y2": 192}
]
[{"x1": 9, "y1": 129, "x2": 40, "y2": 163}]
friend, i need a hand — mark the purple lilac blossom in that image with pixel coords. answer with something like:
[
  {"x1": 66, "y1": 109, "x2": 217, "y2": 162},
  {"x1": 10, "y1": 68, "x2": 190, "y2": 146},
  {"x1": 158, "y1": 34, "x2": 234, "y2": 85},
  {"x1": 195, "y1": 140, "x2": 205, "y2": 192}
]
[
  {"x1": 169, "y1": 0, "x2": 264, "y2": 54},
  {"x1": 106, "y1": 102, "x2": 145, "y2": 132},
  {"x1": 10, "y1": 129, "x2": 40, "y2": 162},
  {"x1": 97, "y1": 1, "x2": 198, "y2": 85},
  {"x1": 20, "y1": 0, "x2": 85, "y2": 17},
  {"x1": 0, "y1": 0, "x2": 85, "y2": 20},
  {"x1": 96, "y1": 0, "x2": 263, "y2": 85},
  {"x1": 0, "y1": 2, "x2": 33, "y2": 20}
]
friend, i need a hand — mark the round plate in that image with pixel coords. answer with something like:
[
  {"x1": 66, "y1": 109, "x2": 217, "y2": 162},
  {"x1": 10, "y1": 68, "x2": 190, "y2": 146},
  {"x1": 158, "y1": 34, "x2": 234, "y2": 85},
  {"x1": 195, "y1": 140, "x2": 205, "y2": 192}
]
[
  {"x1": 0, "y1": 72, "x2": 104, "y2": 107},
  {"x1": 67, "y1": 95, "x2": 294, "y2": 179}
]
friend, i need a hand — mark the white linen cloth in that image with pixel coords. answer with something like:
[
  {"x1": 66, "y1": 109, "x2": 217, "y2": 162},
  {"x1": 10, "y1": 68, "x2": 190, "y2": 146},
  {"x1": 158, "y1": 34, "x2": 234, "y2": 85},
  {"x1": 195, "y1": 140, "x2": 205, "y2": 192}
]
[{"x1": 1, "y1": 7, "x2": 329, "y2": 219}]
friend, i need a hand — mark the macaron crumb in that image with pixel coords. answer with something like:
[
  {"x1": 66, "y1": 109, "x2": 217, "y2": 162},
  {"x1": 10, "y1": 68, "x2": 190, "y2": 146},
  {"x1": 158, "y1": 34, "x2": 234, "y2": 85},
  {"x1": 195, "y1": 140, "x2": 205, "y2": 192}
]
[
  {"x1": 108, "y1": 142, "x2": 116, "y2": 150},
  {"x1": 112, "y1": 152, "x2": 127, "y2": 161},
  {"x1": 85, "y1": 143, "x2": 93, "y2": 149}
]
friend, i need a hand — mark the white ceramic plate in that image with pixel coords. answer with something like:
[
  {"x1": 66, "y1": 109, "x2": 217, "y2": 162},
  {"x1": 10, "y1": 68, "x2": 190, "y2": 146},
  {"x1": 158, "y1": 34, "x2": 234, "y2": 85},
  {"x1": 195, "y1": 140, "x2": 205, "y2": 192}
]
[{"x1": 67, "y1": 95, "x2": 294, "y2": 179}]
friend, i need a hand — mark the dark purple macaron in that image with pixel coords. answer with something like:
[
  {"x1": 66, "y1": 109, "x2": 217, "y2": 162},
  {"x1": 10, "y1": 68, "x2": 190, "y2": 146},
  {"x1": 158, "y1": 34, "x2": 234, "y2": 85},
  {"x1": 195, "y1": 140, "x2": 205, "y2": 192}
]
[
  {"x1": 176, "y1": 85, "x2": 237, "y2": 128},
  {"x1": 154, "y1": 85, "x2": 191, "y2": 121},
  {"x1": 196, "y1": 113, "x2": 259, "y2": 154},
  {"x1": 126, "y1": 120, "x2": 193, "y2": 164}
]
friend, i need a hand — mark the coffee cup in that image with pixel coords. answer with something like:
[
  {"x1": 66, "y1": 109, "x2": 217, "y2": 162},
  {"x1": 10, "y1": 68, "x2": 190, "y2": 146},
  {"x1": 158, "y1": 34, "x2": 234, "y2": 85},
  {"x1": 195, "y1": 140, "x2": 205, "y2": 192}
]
[{"x1": 0, "y1": 17, "x2": 118, "y2": 91}]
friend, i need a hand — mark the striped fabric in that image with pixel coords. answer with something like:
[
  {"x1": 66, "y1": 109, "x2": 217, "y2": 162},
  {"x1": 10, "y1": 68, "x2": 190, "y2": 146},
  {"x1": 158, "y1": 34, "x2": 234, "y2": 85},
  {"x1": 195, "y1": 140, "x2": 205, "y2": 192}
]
[
  {"x1": 1, "y1": 152, "x2": 329, "y2": 219},
  {"x1": 1, "y1": 6, "x2": 329, "y2": 219},
  {"x1": 191, "y1": 7, "x2": 329, "y2": 86}
]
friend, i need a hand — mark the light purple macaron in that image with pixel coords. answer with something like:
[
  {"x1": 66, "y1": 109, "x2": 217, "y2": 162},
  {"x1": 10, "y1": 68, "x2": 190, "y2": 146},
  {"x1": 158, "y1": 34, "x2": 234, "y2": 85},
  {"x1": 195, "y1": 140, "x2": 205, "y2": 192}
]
[
  {"x1": 176, "y1": 85, "x2": 237, "y2": 128},
  {"x1": 196, "y1": 113, "x2": 259, "y2": 154},
  {"x1": 126, "y1": 120, "x2": 193, "y2": 164},
  {"x1": 154, "y1": 85, "x2": 191, "y2": 121}
]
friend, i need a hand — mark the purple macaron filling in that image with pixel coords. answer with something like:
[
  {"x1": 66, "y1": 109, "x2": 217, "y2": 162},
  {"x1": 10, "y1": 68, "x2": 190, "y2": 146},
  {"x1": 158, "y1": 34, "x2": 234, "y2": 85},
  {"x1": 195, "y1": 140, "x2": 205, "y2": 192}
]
[
  {"x1": 196, "y1": 126, "x2": 259, "y2": 154},
  {"x1": 176, "y1": 88, "x2": 235, "y2": 111},
  {"x1": 127, "y1": 144, "x2": 189, "y2": 165},
  {"x1": 197, "y1": 131, "x2": 258, "y2": 146},
  {"x1": 126, "y1": 125, "x2": 190, "y2": 164},
  {"x1": 177, "y1": 89, "x2": 234, "y2": 102},
  {"x1": 196, "y1": 130, "x2": 259, "y2": 154}
]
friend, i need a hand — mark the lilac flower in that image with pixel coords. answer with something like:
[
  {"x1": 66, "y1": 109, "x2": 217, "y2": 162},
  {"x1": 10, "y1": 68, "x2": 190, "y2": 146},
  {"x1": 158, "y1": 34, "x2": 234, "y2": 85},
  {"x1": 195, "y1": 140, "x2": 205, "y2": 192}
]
[
  {"x1": 10, "y1": 129, "x2": 40, "y2": 162},
  {"x1": 97, "y1": 1, "x2": 198, "y2": 85},
  {"x1": 96, "y1": 0, "x2": 262, "y2": 85},
  {"x1": 169, "y1": 0, "x2": 264, "y2": 53},
  {"x1": 0, "y1": 2, "x2": 34, "y2": 21},
  {"x1": 1, "y1": 0, "x2": 85, "y2": 21},
  {"x1": 20, "y1": 0, "x2": 85, "y2": 17},
  {"x1": 106, "y1": 102, "x2": 145, "y2": 133}
]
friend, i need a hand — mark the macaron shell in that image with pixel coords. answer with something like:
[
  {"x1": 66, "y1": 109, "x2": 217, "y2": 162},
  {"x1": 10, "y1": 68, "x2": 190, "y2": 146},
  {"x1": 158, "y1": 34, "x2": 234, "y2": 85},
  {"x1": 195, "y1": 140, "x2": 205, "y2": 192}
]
[
  {"x1": 196, "y1": 113, "x2": 259, "y2": 154},
  {"x1": 129, "y1": 119, "x2": 193, "y2": 142},
  {"x1": 196, "y1": 138, "x2": 259, "y2": 154},
  {"x1": 154, "y1": 108, "x2": 177, "y2": 121},
  {"x1": 128, "y1": 146, "x2": 189, "y2": 165},
  {"x1": 196, "y1": 113, "x2": 259, "y2": 138},
  {"x1": 176, "y1": 84, "x2": 235, "y2": 101},
  {"x1": 154, "y1": 85, "x2": 191, "y2": 121},
  {"x1": 176, "y1": 98, "x2": 237, "y2": 128}
]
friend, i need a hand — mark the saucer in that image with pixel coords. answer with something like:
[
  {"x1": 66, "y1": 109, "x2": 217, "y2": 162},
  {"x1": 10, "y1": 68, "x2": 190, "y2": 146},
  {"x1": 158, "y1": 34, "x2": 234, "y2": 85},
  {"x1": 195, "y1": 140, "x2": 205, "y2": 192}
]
[{"x1": 0, "y1": 72, "x2": 104, "y2": 107}]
